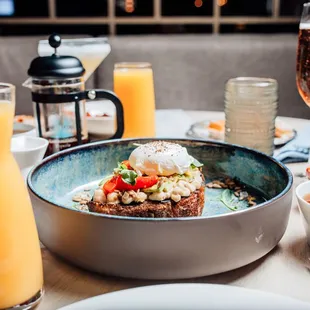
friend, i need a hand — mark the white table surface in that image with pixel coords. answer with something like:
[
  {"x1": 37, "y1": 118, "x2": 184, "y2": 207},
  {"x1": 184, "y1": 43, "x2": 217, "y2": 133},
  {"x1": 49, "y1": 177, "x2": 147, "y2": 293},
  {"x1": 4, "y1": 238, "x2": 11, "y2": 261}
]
[{"x1": 38, "y1": 110, "x2": 310, "y2": 310}]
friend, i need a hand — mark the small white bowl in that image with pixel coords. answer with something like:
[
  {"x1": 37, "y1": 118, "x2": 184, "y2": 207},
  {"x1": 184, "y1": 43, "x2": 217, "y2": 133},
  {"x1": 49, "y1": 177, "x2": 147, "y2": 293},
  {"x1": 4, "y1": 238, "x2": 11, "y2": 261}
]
[
  {"x1": 13, "y1": 122, "x2": 37, "y2": 137},
  {"x1": 86, "y1": 100, "x2": 115, "y2": 138},
  {"x1": 11, "y1": 136, "x2": 48, "y2": 180},
  {"x1": 296, "y1": 180, "x2": 310, "y2": 244},
  {"x1": 87, "y1": 116, "x2": 115, "y2": 137}
]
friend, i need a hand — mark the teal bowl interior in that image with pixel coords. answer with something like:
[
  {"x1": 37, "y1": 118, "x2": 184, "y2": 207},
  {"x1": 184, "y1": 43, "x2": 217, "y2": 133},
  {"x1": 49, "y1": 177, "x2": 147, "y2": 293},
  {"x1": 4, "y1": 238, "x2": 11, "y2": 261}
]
[{"x1": 28, "y1": 139, "x2": 292, "y2": 218}]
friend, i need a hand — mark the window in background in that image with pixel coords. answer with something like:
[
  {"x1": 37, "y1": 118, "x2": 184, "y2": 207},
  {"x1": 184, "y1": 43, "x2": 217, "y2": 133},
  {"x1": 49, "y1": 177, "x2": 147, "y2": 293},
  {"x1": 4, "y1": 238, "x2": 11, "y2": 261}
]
[
  {"x1": 0, "y1": 0, "x2": 14, "y2": 16},
  {"x1": 117, "y1": 24, "x2": 212, "y2": 34},
  {"x1": 220, "y1": 23, "x2": 299, "y2": 33},
  {"x1": 115, "y1": 0, "x2": 153, "y2": 16},
  {"x1": 280, "y1": 0, "x2": 307, "y2": 16},
  {"x1": 4, "y1": 0, "x2": 48, "y2": 17},
  {"x1": 162, "y1": 0, "x2": 212, "y2": 16},
  {"x1": 56, "y1": 0, "x2": 108, "y2": 16},
  {"x1": 0, "y1": 25, "x2": 109, "y2": 36},
  {"x1": 117, "y1": 24, "x2": 160, "y2": 34},
  {"x1": 178, "y1": 24, "x2": 213, "y2": 33},
  {"x1": 221, "y1": 0, "x2": 271, "y2": 16}
]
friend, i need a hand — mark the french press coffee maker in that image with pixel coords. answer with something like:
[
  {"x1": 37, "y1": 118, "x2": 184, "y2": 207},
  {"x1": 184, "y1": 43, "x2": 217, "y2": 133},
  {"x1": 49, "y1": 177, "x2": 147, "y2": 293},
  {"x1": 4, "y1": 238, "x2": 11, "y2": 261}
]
[{"x1": 24, "y1": 34, "x2": 124, "y2": 156}]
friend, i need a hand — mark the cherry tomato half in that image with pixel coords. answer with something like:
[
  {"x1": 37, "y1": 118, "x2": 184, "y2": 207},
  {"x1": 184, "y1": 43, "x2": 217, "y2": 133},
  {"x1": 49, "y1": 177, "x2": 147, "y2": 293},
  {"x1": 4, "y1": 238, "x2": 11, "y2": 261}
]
[
  {"x1": 116, "y1": 175, "x2": 158, "y2": 191},
  {"x1": 103, "y1": 176, "x2": 118, "y2": 195}
]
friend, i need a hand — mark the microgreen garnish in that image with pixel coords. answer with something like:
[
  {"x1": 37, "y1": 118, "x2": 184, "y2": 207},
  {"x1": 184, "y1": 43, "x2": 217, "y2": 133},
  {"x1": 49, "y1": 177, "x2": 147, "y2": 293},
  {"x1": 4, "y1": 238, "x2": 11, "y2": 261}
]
[
  {"x1": 119, "y1": 170, "x2": 138, "y2": 185},
  {"x1": 114, "y1": 162, "x2": 128, "y2": 174},
  {"x1": 190, "y1": 156, "x2": 203, "y2": 169},
  {"x1": 113, "y1": 161, "x2": 138, "y2": 185},
  {"x1": 220, "y1": 189, "x2": 239, "y2": 211}
]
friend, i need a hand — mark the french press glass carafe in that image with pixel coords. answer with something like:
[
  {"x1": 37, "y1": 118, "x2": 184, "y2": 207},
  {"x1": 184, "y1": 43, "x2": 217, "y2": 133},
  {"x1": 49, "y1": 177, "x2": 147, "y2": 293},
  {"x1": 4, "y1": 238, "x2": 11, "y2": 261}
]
[{"x1": 24, "y1": 34, "x2": 124, "y2": 156}]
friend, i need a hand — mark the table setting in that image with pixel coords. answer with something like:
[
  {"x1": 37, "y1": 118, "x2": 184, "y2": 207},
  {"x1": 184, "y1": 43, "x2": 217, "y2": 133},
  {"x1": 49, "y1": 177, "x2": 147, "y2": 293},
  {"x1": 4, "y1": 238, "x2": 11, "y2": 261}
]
[{"x1": 2, "y1": 5, "x2": 310, "y2": 310}]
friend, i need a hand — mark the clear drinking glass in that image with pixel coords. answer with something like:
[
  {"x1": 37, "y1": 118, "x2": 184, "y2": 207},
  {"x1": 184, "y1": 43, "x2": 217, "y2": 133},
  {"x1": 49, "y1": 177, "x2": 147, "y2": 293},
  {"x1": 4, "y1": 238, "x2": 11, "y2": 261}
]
[
  {"x1": 38, "y1": 37, "x2": 111, "y2": 81},
  {"x1": 0, "y1": 84, "x2": 43, "y2": 309},
  {"x1": 224, "y1": 77, "x2": 278, "y2": 156},
  {"x1": 297, "y1": 2, "x2": 310, "y2": 163}
]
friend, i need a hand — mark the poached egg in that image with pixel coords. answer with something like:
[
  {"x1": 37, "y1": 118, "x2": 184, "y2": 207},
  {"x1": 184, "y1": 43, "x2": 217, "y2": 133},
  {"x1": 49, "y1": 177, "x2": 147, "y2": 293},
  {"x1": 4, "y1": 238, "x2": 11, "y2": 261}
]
[{"x1": 129, "y1": 141, "x2": 194, "y2": 176}]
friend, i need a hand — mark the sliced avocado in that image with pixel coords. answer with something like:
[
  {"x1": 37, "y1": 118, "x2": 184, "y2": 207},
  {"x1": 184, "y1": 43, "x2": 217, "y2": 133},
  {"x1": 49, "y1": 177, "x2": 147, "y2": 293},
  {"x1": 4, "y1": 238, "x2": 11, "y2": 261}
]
[{"x1": 143, "y1": 183, "x2": 159, "y2": 193}]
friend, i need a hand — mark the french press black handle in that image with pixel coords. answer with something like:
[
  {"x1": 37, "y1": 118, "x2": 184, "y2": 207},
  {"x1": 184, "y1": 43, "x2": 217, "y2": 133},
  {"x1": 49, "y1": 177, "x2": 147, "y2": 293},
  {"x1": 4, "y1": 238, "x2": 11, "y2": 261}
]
[{"x1": 85, "y1": 89, "x2": 124, "y2": 139}]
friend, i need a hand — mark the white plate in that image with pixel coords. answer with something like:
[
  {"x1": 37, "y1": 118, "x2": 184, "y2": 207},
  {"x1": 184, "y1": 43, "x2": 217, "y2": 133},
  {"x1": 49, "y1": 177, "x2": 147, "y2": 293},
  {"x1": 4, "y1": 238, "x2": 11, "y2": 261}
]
[
  {"x1": 58, "y1": 284, "x2": 310, "y2": 310},
  {"x1": 63, "y1": 100, "x2": 115, "y2": 137},
  {"x1": 13, "y1": 122, "x2": 37, "y2": 137},
  {"x1": 85, "y1": 101, "x2": 115, "y2": 138},
  {"x1": 187, "y1": 118, "x2": 296, "y2": 147},
  {"x1": 85, "y1": 101, "x2": 115, "y2": 118}
]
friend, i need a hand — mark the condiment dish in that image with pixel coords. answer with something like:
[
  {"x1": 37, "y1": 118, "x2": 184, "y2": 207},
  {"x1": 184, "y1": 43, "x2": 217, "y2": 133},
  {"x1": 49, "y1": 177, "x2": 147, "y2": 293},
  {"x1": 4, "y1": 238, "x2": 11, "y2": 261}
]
[
  {"x1": 296, "y1": 181, "x2": 310, "y2": 244},
  {"x1": 11, "y1": 136, "x2": 48, "y2": 180}
]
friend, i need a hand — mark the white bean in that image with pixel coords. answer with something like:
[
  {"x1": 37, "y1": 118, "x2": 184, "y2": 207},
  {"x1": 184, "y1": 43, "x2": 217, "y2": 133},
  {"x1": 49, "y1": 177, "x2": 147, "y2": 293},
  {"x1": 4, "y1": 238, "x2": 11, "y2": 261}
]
[
  {"x1": 172, "y1": 187, "x2": 183, "y2": 195},
  {"x1": 93, "y1": 189, "x2": 106, "y2": 203},
  {"x1": 122, "y1": 192, "x2": 134, "y2": 204},
  {"x1": 72, "y1": 192, "x2": 91, "y2": 202},
  {"x1": 171, "y1": 193, "x2": 181, "y2": 202},
  {"x1": 194, "y1": 173, "x2": 203, "y2": 184},
  {"x1": 173, "y1": 186, "x2": 190, "y2": 197},
  {"x1": 149, "y1": 191, "x2": 167, "y2": 201},
  {"x1": 187, "y1": 183, "x2": 197, "y2": 192},
  {"x1": 192, "y1": 181, "x2": 202, "y2": 190},
  {"x1": 177, "y1": 180, "x2": 187, "y2": 187},
  {"x1": 135, "y1": 192, "x2": 147, "y2": 203},
  {"x1": 107, "y1": 192, "x2": 120, "y2": 204},
  {"x1": 178, "y1": 180, "x2": 196, "y2": 192},
  {"x1": 181, "y1": 187, "x2": 191, "y2": 197},
  {"x1": 128, "y1": 190, "x2": 138, "y2": 199}
]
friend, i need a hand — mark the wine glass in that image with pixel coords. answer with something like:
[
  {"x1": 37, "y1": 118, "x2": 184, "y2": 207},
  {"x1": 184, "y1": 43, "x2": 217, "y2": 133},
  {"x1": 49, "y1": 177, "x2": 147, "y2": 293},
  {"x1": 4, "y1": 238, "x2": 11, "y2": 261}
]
[
  {"x1": 297, "y1": 3, "x2": 310, "y2": 107},
  {"x1": 38, "y1": 37, "x2": 111, "y2": 81},
  {"x1": 296, "y1": 2, "x2": 310, "y2": 173}
]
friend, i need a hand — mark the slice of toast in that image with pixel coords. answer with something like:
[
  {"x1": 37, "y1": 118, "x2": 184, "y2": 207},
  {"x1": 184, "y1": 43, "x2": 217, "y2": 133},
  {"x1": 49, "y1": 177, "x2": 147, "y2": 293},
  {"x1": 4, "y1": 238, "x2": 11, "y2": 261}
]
[{"x1": 87, "y1": 186, "x2": 205, "y2": 218}]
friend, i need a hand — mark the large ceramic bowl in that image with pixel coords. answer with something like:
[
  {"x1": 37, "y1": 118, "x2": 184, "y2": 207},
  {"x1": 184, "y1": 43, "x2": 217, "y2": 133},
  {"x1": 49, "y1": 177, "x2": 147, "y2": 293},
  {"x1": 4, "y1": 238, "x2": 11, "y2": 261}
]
[{"x1": 28, "y1": 139, "x2": 293, "y2": 280}]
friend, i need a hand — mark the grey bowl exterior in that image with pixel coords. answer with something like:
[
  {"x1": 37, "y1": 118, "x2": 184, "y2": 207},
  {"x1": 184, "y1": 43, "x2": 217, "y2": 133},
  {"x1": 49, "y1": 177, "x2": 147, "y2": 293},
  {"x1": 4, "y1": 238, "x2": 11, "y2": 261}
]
[{"x1": 29, "y1": 186, "x2": 292, "y2": 280}]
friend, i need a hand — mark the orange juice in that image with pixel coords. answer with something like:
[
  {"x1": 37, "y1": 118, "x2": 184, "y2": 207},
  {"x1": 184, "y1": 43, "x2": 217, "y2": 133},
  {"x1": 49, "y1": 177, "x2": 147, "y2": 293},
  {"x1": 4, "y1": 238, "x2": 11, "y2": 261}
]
[
  {"x1": 114, "y1": 63, "x2": 156, "y2": 138},
  {"x1": 0, "y1": 102, "x2": 43, "y2": 308}
]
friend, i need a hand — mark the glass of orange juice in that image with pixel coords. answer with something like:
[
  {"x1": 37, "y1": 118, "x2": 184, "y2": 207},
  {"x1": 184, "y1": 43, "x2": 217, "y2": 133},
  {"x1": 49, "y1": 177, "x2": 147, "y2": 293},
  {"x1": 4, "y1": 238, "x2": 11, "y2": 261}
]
[
  {"x1": 0, "y1": 84, "x2": 43, "y2": 309},
  {"x1": 114, "y1": 62, "x2": 156, "y2": 138}
]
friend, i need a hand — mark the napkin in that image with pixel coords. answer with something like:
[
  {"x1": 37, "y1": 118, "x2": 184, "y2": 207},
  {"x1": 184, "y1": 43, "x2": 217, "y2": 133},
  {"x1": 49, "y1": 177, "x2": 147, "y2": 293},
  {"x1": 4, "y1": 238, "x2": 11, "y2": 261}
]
[{"x1": 274, "y1": 124, "x2": 310, "y2": 164}]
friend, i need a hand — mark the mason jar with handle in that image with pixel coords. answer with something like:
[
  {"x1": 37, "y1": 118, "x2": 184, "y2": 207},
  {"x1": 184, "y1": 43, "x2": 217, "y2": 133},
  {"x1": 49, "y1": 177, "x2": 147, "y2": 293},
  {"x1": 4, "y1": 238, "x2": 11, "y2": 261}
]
[{"x1": 24, "y1": 34, "x2": 124, "y2": 156}]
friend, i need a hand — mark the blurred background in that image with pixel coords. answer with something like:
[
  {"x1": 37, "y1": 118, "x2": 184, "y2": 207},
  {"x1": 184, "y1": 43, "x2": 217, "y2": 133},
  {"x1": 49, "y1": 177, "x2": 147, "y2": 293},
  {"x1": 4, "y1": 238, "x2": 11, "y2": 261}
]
[
  {"x1": 1, "y1": 0, "x2": 309, "y2": 119},
  {"x1": 0, "y1": 0, "x2": 305, "y2": 36}
]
